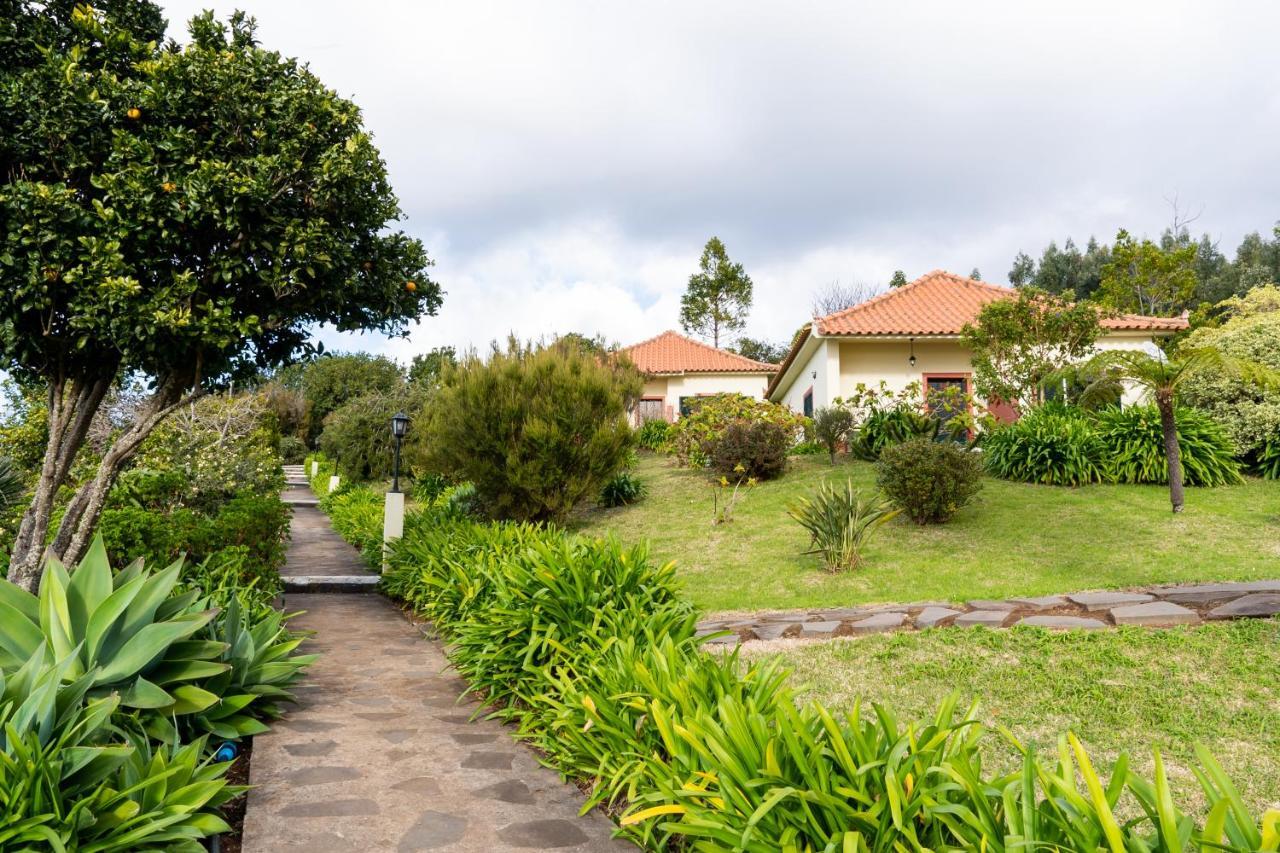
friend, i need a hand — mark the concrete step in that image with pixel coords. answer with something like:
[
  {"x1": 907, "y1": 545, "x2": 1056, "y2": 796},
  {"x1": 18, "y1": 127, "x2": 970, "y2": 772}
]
[
  {"x1": 283, "y1": 574, "x2": 380, "y2": 593},
  {"x1": 284, "y1": 497, "x2": 320, "y2": 507}
]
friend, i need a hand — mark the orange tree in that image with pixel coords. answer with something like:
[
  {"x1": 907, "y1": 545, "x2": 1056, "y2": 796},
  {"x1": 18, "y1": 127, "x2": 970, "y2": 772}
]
[{"x1": 0, "y1": 3, "x2": 439, "y2": 590}]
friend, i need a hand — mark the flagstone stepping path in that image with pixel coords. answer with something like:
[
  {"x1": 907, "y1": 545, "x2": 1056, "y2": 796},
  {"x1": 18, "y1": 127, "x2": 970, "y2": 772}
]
[
  {"x1": 698, "y1": 580, "x2": 1280, "y2": 645},
  {"x1": 241, "y1": 473, "x2": 630, "y2": 851}
]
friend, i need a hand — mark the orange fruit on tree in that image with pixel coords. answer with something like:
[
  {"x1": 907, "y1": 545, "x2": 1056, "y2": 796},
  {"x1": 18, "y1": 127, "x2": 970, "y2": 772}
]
[
  {"x1": 126, "y1": 107, "x2": 141, "y2": 120},
  {"x1": 405, "y1": 280, "x2": 416, "y2": 292},
  {"x1": 161, "y1": 181, "x2": 176, "y2": 193}
]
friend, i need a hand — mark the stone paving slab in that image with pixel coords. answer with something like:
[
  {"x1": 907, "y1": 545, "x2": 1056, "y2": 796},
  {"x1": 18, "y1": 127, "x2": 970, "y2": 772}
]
[
  {"x1": 699, "y1": 578, "x2": 1280, "y2": 646},
  {"x1": 243, "y1": 594, "x2": 630, "y2": 852},
  {"x1": 282, "y1": 482, "x2": 374, "y2": 580}
]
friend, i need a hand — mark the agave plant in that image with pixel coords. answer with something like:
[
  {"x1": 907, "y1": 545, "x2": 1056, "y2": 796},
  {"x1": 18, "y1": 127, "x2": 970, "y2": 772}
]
[
  {"x1": 0, "y1": 535, "x2": 226, "y2": 719},
  {"x1": 788, "y1": 480, "x2": 900, "y2": 571},
  {"x1": 0, "y1": 645, "x2": 238, "y2": 851}
]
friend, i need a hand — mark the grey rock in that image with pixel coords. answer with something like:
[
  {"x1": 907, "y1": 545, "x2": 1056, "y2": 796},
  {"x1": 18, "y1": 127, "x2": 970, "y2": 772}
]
[
  {"x1": 1009, "y1": 595, "x2": 1069, "y2": 610},
  {"x1": 497, "y1": 819, "x2": 590, "y2": 848},
  {"x1": 1067, "y1": 591, "x2": 1154, "y2": 611},
  {"x1": 955, "y1": 610, "x2": 1010, "y2": 628},
  {"x1": 799, "y1": 620, "x2": 842, "y2": 636},
  {"x1": 1240, "y1": 580, "x2": 1280, "y2": 592},
  {"x1": 915, "y1": 606, "x2": 961, "y2": 628},
  {"x1": 844, "y1": 612, "x2": 907, "y2": 634},
  {"x1": 285, "y1": 765, "x2": 361, "y2": 786},
  {"x1": 752, "y1": 622, "x2": 803, "y2": 641},
  {"x1": 460, "y1": 750, "x2": 515, "y2": 770},
  {"x1": 965, "y1": 599, "x2": 1018, "y2": 611},
  {"x1": 398, "y1": 809, "x2": 467, "y2": 850},
  {"x1": 1110, "y1": 601, "x2": 1200, "y2": 626},
  {"x1": 282, "y1": 740, "x2": 337, "y2": 757},
  {"x1": 1155, "y1": 583, "x2": 1254, "y2": 605},
  {"x1": 813, "y1": 607, "x2": 871, "y2": 621},
  {"x1": 450, "y1": 732, "x2": 498, "y2": 745},
  {"x1": 390, "y1": 776, "x2": 442, "y2": 795},
  {"x1": 1207, "y1": 593, "x2": 1280, "y2": 619},
  {"x1": 472, "y1": 779, "x2": 536, "y2": 805},
  {"x1": 1017, "y1": 614, "x2": 1108, "y2": 630},
  {"x1": 276, "y1": 798, "x2": 379, "y2": 818}
]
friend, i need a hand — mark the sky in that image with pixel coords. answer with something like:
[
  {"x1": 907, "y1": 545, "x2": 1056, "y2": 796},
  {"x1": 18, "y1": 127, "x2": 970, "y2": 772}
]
[{"x1": 161, "y1": 0, "x2": 1280, "y2": 362}]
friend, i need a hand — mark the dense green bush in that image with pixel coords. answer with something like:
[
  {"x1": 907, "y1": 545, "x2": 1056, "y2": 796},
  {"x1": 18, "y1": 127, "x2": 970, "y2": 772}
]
[
  {"x1": 877, "y1": 438, "x2": 984, "y2": 523},
  {"x1": 705, "y1": 418, "x2": 791, "y2": 480},
  {"x1": 300, "y1": 353, "x2": 405, "y2": 444},
  {"x1": 98, "y1": 492, "x2": 290, "y2": 575},
  {"x1": 599, "y1": 470, "x2": 646, "y2": 507},
  {"x1": 413, "y1": 339, "x2": 641, "y2": 522},
  {"x1": 1096, "y1": 405, "x2": 1244, "y2": 486},
  {"x1": 811, "y1": 405, "x2": 854, "y2": 462},
  {"x1": 1259, "y1": 434, "x2": 1280, "y2": 480},
  {"x1": 361, "y1": 502, "x2": 1277, "y2": 851},
  {"x1": 982, "y1": 403, "x2": 1108, "y2": 486},
  {"x1": 839, "y1": 384, "x2": 941, "y2": 461},
  {"x1": 279, "y1": 434, "x2": 307, "y2": 463},
  {"x1": 788, "y1": 480, "x2": 899, "y2": 570},
  {"x1": 667, "y1": 394, "x2": 806, "y2": 473},
  {"x1": 1179, "y1": 311, "x2": 1280, "y2": 461},
  {"x1": 318, "y1": 387, "x2": 426, "y2": 481},
  {"x1": 636, "y1": 419, "x2": 672, "y2": 451},
  {"x1": 320, "y1": 486, "x2": 386, "y2": 569}
]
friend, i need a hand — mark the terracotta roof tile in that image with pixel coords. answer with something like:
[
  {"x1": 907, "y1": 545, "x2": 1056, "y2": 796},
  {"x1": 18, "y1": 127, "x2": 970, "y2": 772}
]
[
  {"x1": 619, "y1": 330, "x2": 778, "y2": 375},
  {"x1": 815, "y1": 270, "x2": 1189, "y2": 336}
]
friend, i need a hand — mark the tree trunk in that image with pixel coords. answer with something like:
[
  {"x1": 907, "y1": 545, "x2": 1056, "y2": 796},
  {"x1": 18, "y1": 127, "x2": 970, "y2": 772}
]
[
  {"x1": 6, "y1": 373, "x2": 199, "y2": 592},
  {"x1": 1156, "y1": 390, "x2": 1184, "y2": 513}
]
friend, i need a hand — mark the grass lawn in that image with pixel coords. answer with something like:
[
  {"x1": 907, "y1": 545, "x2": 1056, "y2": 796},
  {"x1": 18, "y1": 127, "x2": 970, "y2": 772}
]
[
  {"x1": 750, "y1": 620, "x2": 1280, "y2": 812},
  {"x1": 572, "y1": 452, "x2": 1280, "y2": 613}
]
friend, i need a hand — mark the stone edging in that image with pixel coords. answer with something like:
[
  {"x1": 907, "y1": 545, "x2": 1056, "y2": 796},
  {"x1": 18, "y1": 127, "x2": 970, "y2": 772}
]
[{"x1": 697, "y1": 580, "x2": 1280, "y2": 645}]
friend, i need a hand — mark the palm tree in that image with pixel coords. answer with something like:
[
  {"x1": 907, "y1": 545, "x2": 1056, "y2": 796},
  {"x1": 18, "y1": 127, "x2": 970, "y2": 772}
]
[{"x1": 1071, "y1": 347, "x2": 1278, "y2": 512}]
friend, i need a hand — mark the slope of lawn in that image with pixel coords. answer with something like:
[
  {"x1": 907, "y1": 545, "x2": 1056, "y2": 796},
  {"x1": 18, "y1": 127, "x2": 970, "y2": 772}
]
[
  {"x1": 750, "y1": 620, "x2": 1280, "y2": 813},
  {"x1": 572, "y1": 452, "x2": 1280, "y2": 613}
]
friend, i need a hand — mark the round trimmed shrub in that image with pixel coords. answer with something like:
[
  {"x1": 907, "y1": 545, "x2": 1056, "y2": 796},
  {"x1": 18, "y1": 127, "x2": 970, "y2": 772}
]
[
  {"x1": 982, "y1": 404, "x2": 1107, "y2": 486},
  {"x1": 706, "y1": 419, "x2": 791, "y2": 481},
  {"x1": 876, "y1": 438, "x2": 983, "y2": 524},
  {"x1": 1094, "y1": 405, "x2": 1243, "y2": 486}
]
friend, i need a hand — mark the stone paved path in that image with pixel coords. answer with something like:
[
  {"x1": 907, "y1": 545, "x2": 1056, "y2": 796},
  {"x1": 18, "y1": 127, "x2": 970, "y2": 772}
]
[
  {"x1": 242, "y1": 482, "x2": 630, "y2": 851},
  {"x1": 701, "y1": 580, "x2": 1280, "y2": 645}
]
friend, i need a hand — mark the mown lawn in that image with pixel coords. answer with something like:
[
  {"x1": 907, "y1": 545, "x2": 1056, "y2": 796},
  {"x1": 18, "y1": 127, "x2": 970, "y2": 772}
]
[
  {"x1": 749, "y1": 620, "x2": 1280, "y2": 813},
  {"x1": 572, "y1": 452, "x2": 1280, "y2": 613}
]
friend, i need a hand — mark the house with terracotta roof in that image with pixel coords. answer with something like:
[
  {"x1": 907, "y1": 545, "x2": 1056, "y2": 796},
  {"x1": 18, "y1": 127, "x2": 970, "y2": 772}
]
[
  {"x1": 619, "y1": 330, "x2": 778, "y2": 424},
  {"x1": 766, "y1": 270, "x2": 1188, "y2": 420}
]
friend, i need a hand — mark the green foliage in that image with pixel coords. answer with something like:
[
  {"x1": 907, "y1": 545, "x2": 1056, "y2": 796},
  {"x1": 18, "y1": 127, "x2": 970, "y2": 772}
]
[
  {"x1": 407, "y1": 346, "x2": 457, "y2": 389},
  {"x1": 982, "y1": 404, "x2": 1108, "y2": 486},
  {"x1": 876, "y1": 438, "x2": 984, "y2": 523},
  {"x1": 278, "y1": 435, "x2": 307, "y2": 463},
  {"x1": 839, "y1": 383, "x2": 940, "y2": 460},
  {"x1": 370, "y1": 501, "x2": 1277, "y2": 851},
  {"x1": 706, "y1": 419, "x2": 791, "y2": 481},
  {"x1": 1258, "y1": 434, "x2": 1280, "y2": 479},
  {"x1": 811, "y1": 405, "x2": 854, "y2": 462},
  {"x1": 729, "y1": 336, "x2": 788, "y2": 363},
  {"x1": 414, "y1": 338, "x2": 641, "y2": 523},
  {"x1": 635, "y1": 419, "x2": 672, "y2": 451},
  {"x1": 1007, "y1": 237, "x2": 1111, "y2": 299},
  {"x1": 0, "y1": 651, "x2": 238, "y2": 851},
  {"x1": 788, "y1": 480, "x2": 899, "y2": 570},
  {"x1": 1180, "y1": 311, "x2": 1280, "y2": 459},
  {"x1": 318, "y1": 386, "x2": 424, "y2": 481},
  {"x1": 668, "y1": 394, "x2": 806, "y2": 473},
  {"x1": 319, "y1": 485, "x2": 385, "y2": 569},
  {"x1": 961, "y1": 287, "x2": 1102, "y2": 407},
  {"x1": 300, "y1": 354, "x2": 405, "y2": 445},
  {"x1": 410, "y1": 472, "x2": 453, "y2": 504},
  {"x1": 1099, "y1": 228, "x2": 1198, "y2": 315},
  {"x1": 889, "y1": 269, "x2": 908, "y2": 288},
  {"x1": 1096, "y1": 405, "x2": 1244, "y2": 487},
  {"x1": 599, "y1": 470, "x2": 646, "y2": 507},
  {"x1": 98, "y1": 492, "x2": 290, "y2": 576},
  {"x1": 679, "y1": 236, "x2": 753, "y2": 347},
  {"x1": 132, "y1": 392, "x2": 284, "y2": 512}
]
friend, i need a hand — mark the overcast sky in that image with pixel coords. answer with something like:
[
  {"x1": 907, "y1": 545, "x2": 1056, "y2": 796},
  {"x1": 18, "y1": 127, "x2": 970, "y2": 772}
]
[{"x1": 162, "y1": 0, "x2": 1280, "y2": 361}]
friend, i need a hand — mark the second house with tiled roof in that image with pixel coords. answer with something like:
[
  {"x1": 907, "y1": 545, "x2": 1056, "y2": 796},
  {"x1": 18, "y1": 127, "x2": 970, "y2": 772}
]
[
  {"x1": 767, "y1": 270, "x2": 1188, "y2": 420},
  {"x1": 619, "y1": 330, "x2": 778, "y2": 424}
]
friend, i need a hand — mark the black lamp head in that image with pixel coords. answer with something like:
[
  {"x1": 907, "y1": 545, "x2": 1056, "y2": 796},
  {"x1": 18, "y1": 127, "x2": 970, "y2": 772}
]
[{"x1": 390, "y1": 410, "x2": 410, "y2": 438}]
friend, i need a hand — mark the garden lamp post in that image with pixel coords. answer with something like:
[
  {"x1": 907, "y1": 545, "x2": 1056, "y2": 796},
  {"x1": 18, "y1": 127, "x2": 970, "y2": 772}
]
[
  {"x1": 383, "y1": 411, "x2": 410, "y2": 573},
  {"x1": 390, "y1": 410, "x2": 410, "y2": 493}
]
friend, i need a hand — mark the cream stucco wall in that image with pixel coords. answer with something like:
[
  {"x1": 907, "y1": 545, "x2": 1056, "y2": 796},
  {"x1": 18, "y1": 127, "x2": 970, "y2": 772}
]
[
  {"x1": 771, "y1": 331, "x2": 1166, "y2": 411},
  {"x1": 634, "y1": 372, "x2": 772, "y2": 423}
]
